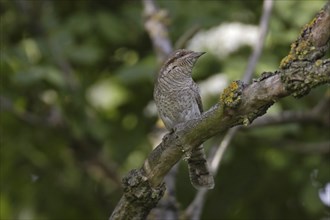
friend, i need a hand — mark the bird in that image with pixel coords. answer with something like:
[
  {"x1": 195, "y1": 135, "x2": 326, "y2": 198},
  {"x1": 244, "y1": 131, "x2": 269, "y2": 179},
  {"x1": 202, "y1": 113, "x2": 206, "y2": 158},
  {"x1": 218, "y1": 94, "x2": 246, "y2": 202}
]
[{"x1": 154, "y1": 49, "x2": 214, "y2": 189}]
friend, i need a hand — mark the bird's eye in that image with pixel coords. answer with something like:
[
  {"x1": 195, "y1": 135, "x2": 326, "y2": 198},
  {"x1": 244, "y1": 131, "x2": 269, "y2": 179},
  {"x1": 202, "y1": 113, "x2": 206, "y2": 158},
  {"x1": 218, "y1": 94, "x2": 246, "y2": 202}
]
[{"x1": 176, "y1": 52, "x2": 186, "y2": 58}]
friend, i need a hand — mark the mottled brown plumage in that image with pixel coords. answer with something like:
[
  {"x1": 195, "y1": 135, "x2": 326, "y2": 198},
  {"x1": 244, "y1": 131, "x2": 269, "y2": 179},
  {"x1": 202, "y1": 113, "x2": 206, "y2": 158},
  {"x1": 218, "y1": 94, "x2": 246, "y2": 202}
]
[{"x1": 154, "y1": 49, "x2": 214, "y2": 189}]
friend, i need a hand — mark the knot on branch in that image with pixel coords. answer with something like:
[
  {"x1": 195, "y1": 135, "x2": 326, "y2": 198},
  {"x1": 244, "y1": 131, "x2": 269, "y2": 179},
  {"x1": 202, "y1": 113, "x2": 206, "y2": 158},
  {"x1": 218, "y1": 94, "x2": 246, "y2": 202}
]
[
  {"x1": 281, "y1": 60, "x2": 330, "y2": 98},
  {"x1": 123, "y1": 169, "x2": 165, "y2": 207},
  {"x1": 220, "y1": 80, "x2": 245, "y2": 109}
]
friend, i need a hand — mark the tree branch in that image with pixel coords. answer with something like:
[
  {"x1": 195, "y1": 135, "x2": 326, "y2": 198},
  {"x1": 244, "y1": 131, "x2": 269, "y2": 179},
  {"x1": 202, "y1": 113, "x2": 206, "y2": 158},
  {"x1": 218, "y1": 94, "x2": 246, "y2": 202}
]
[{"x1": 109, "y1": 1, "x2": 330, "y2": 219}]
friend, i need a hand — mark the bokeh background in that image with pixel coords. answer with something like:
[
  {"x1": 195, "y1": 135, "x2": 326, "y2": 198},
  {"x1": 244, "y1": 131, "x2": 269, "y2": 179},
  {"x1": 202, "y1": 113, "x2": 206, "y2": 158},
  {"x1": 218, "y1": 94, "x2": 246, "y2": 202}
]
[{"x1": 1, "y1": 0, "x2": 329, "y2": 219}]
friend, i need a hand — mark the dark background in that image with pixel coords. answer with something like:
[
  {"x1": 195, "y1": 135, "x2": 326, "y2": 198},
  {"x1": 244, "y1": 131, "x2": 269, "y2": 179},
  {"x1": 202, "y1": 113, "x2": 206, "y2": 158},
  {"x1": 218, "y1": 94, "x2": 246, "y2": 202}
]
[{"x1": 1, "y1": 0, "x2": 329, "y2": 219}]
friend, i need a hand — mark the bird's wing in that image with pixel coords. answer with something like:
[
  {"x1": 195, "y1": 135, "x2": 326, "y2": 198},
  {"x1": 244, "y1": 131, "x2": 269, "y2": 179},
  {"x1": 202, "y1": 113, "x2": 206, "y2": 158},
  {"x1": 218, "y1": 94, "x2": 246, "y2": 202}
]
[{"x1": 192, "y1": 82, "x2": 203, "y2": 114}]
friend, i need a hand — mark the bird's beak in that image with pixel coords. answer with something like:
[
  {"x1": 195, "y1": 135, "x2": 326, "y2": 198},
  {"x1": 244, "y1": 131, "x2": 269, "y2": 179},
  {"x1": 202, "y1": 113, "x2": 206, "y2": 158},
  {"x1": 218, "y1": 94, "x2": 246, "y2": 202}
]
[{"x1": 193, "y1": 51, "x2": 206, "y2": 58}]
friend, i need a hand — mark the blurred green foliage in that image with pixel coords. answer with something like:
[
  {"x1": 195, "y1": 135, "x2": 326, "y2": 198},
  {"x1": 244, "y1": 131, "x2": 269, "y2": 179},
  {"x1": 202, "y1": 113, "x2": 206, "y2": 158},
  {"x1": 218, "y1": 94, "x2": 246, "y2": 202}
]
[{"x1": 0, "y1": 0, "x2": 329, "y2": 220}]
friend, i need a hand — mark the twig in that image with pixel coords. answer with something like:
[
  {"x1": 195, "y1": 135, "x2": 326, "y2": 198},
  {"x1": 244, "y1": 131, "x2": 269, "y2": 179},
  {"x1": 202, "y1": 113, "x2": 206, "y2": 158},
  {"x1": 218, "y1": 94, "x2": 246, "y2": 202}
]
[
  {"x1": 243, "y1": 0, "x2": 274, "y2": 83},
  {"x1": 174, "y1": 25, "x2": 201, "y2": 50},
  {"x1": 250, "y1": 92, "x2": 330, "y2": 128},
  {"x1": 312, "y1": 91, "x2": 330, "y2": 116},
  {"x1": 147, "y1": 164, "x2": 179, "y2": 220},
  {"x1": 143, "y1": 0, "x2": 173, "y2": 62},
  {"x1": 249, "y1": 109, "x2": 328, "y2": 128},
  {"x1": 84, "y1": 158, "x2": 122, "y2": 187},
  {"x1": 185, "y1": 128, "x2": 238, "y2": 220}
]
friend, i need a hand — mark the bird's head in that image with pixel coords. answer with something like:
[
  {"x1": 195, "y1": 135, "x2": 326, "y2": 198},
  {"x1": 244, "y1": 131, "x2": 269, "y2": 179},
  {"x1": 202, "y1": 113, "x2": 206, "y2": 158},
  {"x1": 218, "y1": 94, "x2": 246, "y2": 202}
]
[{"x1": 161, "y1": 49, "x2": 205, "y2": 76}]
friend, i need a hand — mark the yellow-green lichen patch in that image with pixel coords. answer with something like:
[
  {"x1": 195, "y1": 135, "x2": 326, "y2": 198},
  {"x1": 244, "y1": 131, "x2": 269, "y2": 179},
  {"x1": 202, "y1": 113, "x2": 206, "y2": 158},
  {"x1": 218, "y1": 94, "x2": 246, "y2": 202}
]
[
  {"x1": 220, "y1": 81, "x2": 243, "y2": 108},
  {"x1": 314, "y1": 59, "x2": 323, "y2": 67},
  {"x1": 279, "y1": 16, "x2": 319, "y2": 69}
]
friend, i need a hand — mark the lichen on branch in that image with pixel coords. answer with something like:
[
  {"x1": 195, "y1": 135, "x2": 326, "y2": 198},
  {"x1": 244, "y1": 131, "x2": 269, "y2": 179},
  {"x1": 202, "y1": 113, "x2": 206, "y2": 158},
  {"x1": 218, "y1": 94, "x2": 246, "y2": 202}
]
[{"x1": 280, "y1": 2, "x2": 330, "y2": 69}]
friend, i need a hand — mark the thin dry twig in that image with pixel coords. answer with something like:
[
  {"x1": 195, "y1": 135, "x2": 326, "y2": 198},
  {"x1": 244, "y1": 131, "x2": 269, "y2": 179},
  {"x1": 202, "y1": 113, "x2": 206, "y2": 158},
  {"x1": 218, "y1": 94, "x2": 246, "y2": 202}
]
[
  {"x1": 243, "y1": 0, "x2": 274, "y2": 83},
  {"x1": 174, "y1": 25, "x2": 201, "y2": 50},
  {"x1": 248, "y1": 90, "x2": 330, "y2": 128},
  {"x1": 143, "y1": 0, "x2": 172, "y2": 62}
]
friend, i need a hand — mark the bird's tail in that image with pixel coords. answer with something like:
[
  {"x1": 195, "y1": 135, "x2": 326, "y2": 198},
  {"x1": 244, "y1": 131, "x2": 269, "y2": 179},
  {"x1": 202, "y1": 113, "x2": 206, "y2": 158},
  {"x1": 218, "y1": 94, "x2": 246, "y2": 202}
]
[{"x1": 187, "y1": 145, "x2": 214, "y2": 189}]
